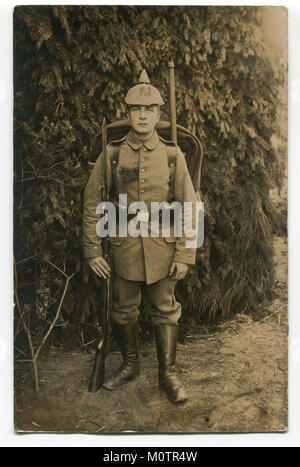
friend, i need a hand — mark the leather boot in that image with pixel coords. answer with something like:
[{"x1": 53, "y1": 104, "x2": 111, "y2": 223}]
[
  {"x1": 154, "y1": 324, "x2": 188, "y2": 404},
  {"x1": 103, "y1": 323, "x2": 140, "y2": 390}
]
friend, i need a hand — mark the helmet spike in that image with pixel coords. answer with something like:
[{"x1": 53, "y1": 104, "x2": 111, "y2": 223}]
[{"x1": 139, "y1": 69, "x2": 150, "y2": 84}]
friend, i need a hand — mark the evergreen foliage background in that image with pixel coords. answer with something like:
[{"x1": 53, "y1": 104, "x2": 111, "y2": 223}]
[{"x1": 14, "y1": 5, "x2": 286, "y2": 348}]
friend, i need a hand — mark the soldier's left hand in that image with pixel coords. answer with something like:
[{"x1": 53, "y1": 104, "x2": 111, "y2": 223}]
[{"x1": 169, "y1": 262, "x2": 188, "y2": 281}]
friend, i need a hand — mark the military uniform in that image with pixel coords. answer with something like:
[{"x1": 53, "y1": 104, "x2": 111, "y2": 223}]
[
  {"x1": 83, "y1": 128, "x2": 196, "y2": 325},
  {"x1": 83, "y1": 70, "x2": 196, "y2": 403}
]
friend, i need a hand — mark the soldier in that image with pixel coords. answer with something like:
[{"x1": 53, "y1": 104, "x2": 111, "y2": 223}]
[{"x1": 83, "y1": 70, "x2": 196, "y2": 404}]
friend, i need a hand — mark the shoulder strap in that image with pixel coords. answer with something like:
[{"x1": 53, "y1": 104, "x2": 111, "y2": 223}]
[{"x1": 166, "y1": 144, "x2": 177, "y2": 203}]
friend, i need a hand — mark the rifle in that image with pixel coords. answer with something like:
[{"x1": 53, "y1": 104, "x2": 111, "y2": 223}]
[
  {"x1": 168, "y1": 61, "x2": 202, "y2": 201},
  {"x1": 88, "y1": 118, "x2": 113, "y2": 393}
]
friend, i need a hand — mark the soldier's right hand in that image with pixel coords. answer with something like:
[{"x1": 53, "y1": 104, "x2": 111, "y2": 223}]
[{"x1": 88, "y1": 256, "x2": 111, "y2": 279}]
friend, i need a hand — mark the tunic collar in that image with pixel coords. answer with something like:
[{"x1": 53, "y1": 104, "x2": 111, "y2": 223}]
[{"x1": 126, "y1": 129, "x2": 160, "y2": 151}]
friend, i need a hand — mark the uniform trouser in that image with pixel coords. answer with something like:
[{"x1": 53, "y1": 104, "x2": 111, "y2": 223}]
[{"x1": 112, "y1": 274, "x2": 181, "y2": 326}]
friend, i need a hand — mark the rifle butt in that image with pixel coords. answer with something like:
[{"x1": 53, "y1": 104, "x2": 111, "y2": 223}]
[{"x1": 88, "y1": 350, "x2": 105, "y2": 392}]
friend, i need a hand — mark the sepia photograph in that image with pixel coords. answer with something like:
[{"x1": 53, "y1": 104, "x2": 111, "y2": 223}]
[{"x1": 13, "y1": 5, "x2": 287, "y2": 434}]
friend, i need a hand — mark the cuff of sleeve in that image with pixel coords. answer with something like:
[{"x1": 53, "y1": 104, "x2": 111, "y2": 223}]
[
  {"x1": 83, "y1": 245, "x2": 103, "y2": 258},
  {"x1": 173, "y1": 250, "x2": 196, "y2": 265}
]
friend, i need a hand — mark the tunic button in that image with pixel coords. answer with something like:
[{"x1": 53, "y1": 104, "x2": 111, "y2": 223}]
[
  {"x1": 141, "y1": 179, "x2": 145, "y2": 183},
  {"x1": 141, "y1": 189, "x2": 144, "y2": 193},
  {"x1": 141, "y1": 168, "x2": 145, "y2": 172}
]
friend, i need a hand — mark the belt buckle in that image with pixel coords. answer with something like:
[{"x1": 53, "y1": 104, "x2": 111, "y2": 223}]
[{"x1": 138, "y1": 211, "x2": 149, "y2": 223}]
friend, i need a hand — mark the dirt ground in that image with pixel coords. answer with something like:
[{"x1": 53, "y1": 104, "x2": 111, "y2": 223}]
[{"x1": 14, "y1": 236, "x2": 288, "y2": 433}]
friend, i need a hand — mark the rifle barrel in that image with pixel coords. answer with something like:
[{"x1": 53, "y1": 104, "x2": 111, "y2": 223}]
[{"x1": 168, "y1": 62, "x2": 177, "y2": 144}]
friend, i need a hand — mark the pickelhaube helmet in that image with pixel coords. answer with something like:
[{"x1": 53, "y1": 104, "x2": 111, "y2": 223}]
[{"x1": 125, "y1": 69, "x2": 164, "y2": 106}]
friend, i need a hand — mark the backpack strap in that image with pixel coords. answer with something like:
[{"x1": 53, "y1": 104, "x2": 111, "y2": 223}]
[
  {"x1": 159, "y1": 135, "x2": 178, "y2": 202},
  {"x1": 165, "y1": 144, "x2": 177, "y2": 203},
  {"x1": 109, "y1": 144, "x2": 120, "y2": 192},
  {"x1": 108, "y1": 138, "x2": 124, "y2": 199}
]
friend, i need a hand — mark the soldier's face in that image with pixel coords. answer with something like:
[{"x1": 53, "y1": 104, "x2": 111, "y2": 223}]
[{"x1": 127, "y1": 105, "x2": 160, "y2": 135}]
